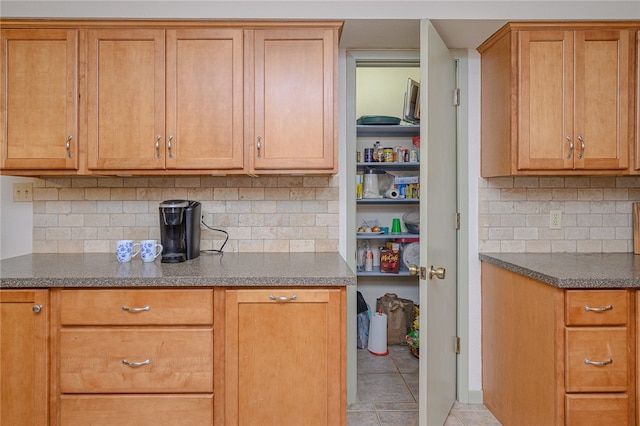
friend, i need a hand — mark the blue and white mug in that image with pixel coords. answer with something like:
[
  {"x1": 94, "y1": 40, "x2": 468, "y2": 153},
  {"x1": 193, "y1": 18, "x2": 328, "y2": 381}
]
[
  {"x1": 140, "y1": 239, "x2": 163, "y2": 263},
  {"x1": 116, "y1": 240, "x2": 140, "y2": 263}
]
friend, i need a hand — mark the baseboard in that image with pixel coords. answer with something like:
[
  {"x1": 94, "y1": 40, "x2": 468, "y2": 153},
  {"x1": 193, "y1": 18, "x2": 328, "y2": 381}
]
[{"x1": 467, "y1": 390, "x2": 484, "y2": 404}]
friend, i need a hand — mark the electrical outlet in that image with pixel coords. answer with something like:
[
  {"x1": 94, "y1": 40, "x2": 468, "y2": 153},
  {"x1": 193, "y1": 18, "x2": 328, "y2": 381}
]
[
  {"x1": 550, "y1": 210, "x2": 561, "y2": 229},
  {"x1": 12, "y1": 182, "x2": 33, "y2": 202}
]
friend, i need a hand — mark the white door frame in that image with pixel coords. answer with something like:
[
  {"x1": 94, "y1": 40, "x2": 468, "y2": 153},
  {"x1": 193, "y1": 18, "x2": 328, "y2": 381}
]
[{"x1": 341, "y1": 46, "x2": 472, "y2": 405}]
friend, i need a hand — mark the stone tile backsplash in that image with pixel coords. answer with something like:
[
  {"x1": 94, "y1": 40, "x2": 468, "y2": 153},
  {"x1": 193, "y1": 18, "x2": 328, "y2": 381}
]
[
  {"x1": 32, "y1": 175, "x2": 339, "y2": 254},
  {"x1": 479, "y1": 176, "x2": 640, "y2": 253},
  {"x1": 32, "y1": 174, "x2": 640, "y2": 255}
]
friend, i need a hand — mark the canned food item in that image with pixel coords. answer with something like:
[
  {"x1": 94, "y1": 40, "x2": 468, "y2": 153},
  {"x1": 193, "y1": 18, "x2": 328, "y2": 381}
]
[
  {"x1": 364, "y1": 148, "x2": 373, "y2": 162},
  {"x1": 410, "y1": 149, "x2": 419, "y2": 163},
  {"x1": 377, "y1": 147, "x2": 384, "y2": 162},
  {"x1": 383, "y1": 148, "x2": 393, "y2": 163}
]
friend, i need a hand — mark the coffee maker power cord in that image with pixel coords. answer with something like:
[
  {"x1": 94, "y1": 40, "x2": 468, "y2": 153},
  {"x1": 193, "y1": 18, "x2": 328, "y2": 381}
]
[{"x1": 200, "y1": 218, "x2": 229, "y2": 254}]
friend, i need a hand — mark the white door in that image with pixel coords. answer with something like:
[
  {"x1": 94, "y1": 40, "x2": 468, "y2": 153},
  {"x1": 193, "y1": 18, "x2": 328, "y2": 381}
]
[{"x1": 419, "y1": 20, "x2": 458, "y2": 425}]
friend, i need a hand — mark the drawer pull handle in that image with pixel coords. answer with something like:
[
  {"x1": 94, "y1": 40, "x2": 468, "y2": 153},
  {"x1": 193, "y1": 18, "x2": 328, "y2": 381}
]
[
  {"x1": 584, "y1": 305, "x2": 613, "y2": 312},
  {"x1": 269, "y1": 294, "x2": 297, "y2": 302},
  {"x1": 122, "y1": 305, "x2": 151, "y2": 313},
  {"x1": 122, "y1": 359, "x2": 151, "y2": 368},
  {"x1": 584, "y1": 358, "x2": 613, "y2": 366}
]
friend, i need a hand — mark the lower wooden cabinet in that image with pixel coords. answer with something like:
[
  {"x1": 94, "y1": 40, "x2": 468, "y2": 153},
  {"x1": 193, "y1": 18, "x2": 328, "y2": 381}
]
[
  {"x1": 0, "y1": 290, "x2": 49, "y2": 426},
  {"x1": 481, "y1": 262, "x2": 636, "y2": 425},
  {"x1": 223, "y1": 287, "x2": 346, "y2": 426},
  {"x1": 35, "y1": 286, "x2": 347, "y2": 425},
  {"x1": 54, "y1": 288, "x2": 214, "y2": 425}
]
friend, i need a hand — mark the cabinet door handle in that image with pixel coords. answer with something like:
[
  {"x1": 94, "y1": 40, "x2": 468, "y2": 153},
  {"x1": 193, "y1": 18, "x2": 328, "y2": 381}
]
[
  {"x1": 122, "y1": 359, "x2": 151, "y2": 367},
  {"x1": 257, "y1": 135, "x2": 262, "y2": 159},
  {"x1": 155, "y1": 135, "x2": 162, "y2": 159},
  {"x1": 584, "y1": 305, "x2": 613, "y2": 312},
  {"x1": 66, "y1": 135, "x2": 73, "y2": 158},
  {"x1": 122, "y1": 305, "x2": 151, "y2": 313},
  {"x1": 565, "y1": 136, "x2": 573, "y2": 159},
  {"x1": 577, "y1": 135, "x2": 585, "y2": 160},
  {"x1": 168, "y1": 135, "x2": 174, "y2": 159},
  {"x1": 32, "y1": 304, "x2": 42, "y2": 314},
  {"x1": 269, "y1": 294, "x2": 297, "y2": 302},
  {"x1": 584, "y1": 358, "x2": 613, "y2": 366}
]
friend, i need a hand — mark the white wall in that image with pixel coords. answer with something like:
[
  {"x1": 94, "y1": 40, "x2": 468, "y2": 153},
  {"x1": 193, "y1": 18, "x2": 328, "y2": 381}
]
[{"x1": 0, "y1": 176, "x2": 34, "y2": 259}]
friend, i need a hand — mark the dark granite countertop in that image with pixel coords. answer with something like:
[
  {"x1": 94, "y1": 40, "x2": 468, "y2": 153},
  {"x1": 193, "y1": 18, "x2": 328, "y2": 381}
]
[
  {"x1": 480, "y1": 252, "x2": 640, "y2": 288},
  {"x1": 0, "y1": 252, "x2": 356, "y2": 288}
]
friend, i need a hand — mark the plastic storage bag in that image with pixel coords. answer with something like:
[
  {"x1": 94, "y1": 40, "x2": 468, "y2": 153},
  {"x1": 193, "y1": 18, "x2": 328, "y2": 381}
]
[{"x1": 356, "y1": 291, "x2": 370, "y2": 349}]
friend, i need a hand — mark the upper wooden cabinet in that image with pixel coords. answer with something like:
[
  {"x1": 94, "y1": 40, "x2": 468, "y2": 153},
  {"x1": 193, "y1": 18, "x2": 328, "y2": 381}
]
[
  {"x1": 0, "y1": 20, "x2": 341, "y2": 176},
  {"x1": 248, "y1": 27, "x2": 338, "y2": 174},
  {"x1": 0, "y1": 29, "x2": 79, "y2": 172},
  {"x1": 478, "y1": 22, "x2": 637, "y2": 176},
  {"x1": 86, "y1": 28, "x2": 245, "y2": 173}
]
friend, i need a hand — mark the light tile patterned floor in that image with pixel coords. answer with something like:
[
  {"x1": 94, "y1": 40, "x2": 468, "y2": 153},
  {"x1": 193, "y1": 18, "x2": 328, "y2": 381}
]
[{"x1": 347, "y1": 345, "x2": 501, "y2": 426}]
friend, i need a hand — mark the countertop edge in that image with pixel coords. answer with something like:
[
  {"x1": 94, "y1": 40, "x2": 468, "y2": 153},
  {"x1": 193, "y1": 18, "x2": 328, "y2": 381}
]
[
  {"x1": 0, "y1": 253, "x2": 356, "y2": 289},
  {"x1": 479, "y1": 253, "x2": 640, "y2": 289},
  {"x1": 0, "y1": 277, "x2": 355, "y2": 288}
]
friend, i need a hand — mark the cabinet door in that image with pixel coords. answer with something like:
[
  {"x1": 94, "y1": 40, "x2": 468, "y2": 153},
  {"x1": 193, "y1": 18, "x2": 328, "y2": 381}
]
[
  {"x1": 0, "y1": 290, "x2": 48, "y2": 425},
  {"x1": 1, "y1": 29, "x2": 78, "y2": 170},
  {"x1": 225, "y1": 288, "x2": 345, "y2": 425},
  {"x1": 518, "y1": 30, "x2": 574, "y2": 170},
  {"x1": 86, "y1": 29, "x2": 165, "y2": 170},
  {"x1": 165, "y1": 29, "x2": 244, "y2": 171},
  {"x1": 518, "y1": 29, "x2": 631, "y2": 172},
  {"x1": 574, "y1": 29, "x2": 630, "y2": 170},
  {"x1": 251, "y1": 28, "x2": 337, "y2": 172}
]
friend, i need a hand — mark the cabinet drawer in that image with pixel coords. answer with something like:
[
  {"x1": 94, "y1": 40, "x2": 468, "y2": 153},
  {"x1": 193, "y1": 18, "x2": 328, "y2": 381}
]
[
  {"x1": 60, "y1": 289, "x2": 213, "y2": 325},
  {"x1": 61, "y1": 394, "x2": 213, "y2": 425},
  {"x1": 565, "y1": 328, "x2": 628, "y2": 392},
  {"x1": 565, "y1": 290, "x2": 629, "y2": 326},
  {"x1": 565, "y1": 393, "x2": 629, "y2": 426},
  {"x1": 60, "y1": 328, "x2": 213, "y2": 393}
]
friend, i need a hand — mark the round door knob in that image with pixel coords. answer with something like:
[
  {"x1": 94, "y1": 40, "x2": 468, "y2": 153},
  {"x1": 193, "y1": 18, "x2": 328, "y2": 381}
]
[
  {"x1": 429, "y1": 266, "x2": 446, "y2": 280},
  {"x1": 408, "y1": 264, "x2": 419, "y2": 276},
  {"x1": 32, "y1": 304, "x2": 42, "y2": 313}
]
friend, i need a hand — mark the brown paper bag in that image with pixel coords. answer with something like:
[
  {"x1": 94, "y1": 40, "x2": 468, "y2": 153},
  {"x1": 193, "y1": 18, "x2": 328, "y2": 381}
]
[{"x1": 376, "y1": 293, "x2": 414, "y2": 345}]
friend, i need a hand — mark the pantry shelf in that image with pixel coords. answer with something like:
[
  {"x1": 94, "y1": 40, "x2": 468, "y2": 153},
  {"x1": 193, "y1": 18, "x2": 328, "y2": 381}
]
[
  {"x1": 357, "y1": 199, "x2": 419, "y2": 205},
  {"x1": 356, "y1": 232, "x2": 418, "y2": 239},
  {"x1": 357, "y1": 124, "x2": 420, "y2": 137},
  {"x1": 357, "y1": 270, "x2": 415, "y2": 277},
  {"x1": 356, "y1": 162, "x2": 419, "y2": 171}
]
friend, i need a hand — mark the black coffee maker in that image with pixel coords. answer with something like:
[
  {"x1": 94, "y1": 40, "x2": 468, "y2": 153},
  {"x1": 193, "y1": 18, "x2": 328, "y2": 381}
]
[{"x1": 158, "y1": 200, "x2": 201, "y2": 263}]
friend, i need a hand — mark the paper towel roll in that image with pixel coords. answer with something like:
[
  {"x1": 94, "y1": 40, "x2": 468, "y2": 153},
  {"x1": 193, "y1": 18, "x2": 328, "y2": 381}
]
[
  {"x1": 367, "y1": 311, "x2": 389, "y2": 356},
  {"x1": 385, "y1": 188, "x2": 399, "y2": 199}
]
